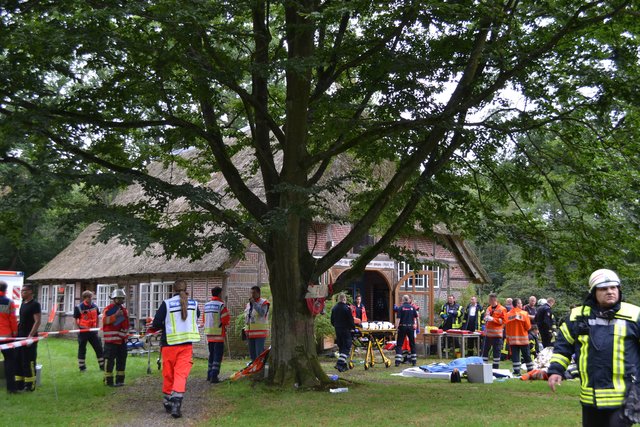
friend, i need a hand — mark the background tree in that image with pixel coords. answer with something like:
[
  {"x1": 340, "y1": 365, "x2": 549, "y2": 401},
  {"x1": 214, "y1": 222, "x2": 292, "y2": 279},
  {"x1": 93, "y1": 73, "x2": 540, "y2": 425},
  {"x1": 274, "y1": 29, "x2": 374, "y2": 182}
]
[{"x1": 1, "y1": 1, "x2": 638, "y2": 387}]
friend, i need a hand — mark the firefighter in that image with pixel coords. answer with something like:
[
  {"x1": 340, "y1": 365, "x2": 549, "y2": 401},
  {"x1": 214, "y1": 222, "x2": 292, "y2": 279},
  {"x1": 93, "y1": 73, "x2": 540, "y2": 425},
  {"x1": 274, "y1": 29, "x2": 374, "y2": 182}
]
[
  {"x1": 15, "y1": 284, "x2": 41, "y2": 392},
  {"x1": 0, "y1": 281, "x2": 19, "y2": 393},
  {"x1": 331, "y1": 293, "x2": 355, "y2": 372},
  {"x1": 351, "y1": 294, "x2": 368, "y2": 325},
  {"x1": 481, "y1": 293, "x2": 506, "y2": 370},
  {"x1": 244, "y1": 286, "x2": 270, "y2": 362},
  {"x1": 395, "y1": 295, "x2": 419, "y2": 366},
  {"x1": 150, "y1": 279, "x2": 200, "y2": 419},
  {"x1": 548, "y1": 269, "x2": 640, "y2": 427},
  {"x1": 203, "y1": 286, "x2": 230, "y2": 383},
  {"x1": 528, "y1": 324, "x2": 541, "y2": 359},
  {"x1": 535, "y1": 297, "x2": 557, "y2": 348},
  {"x1": 439, "y1": 295, "x2": 463, "y2": 330},
  {"x1": 73, "y1": 290, "x2": 105, "y2": 372},
  {"x1": 102, "y1": 288, "x2": 130, "y2": 387},
  {"x1": 504, "y1": 298, "x2": 534, "y2": 376}
]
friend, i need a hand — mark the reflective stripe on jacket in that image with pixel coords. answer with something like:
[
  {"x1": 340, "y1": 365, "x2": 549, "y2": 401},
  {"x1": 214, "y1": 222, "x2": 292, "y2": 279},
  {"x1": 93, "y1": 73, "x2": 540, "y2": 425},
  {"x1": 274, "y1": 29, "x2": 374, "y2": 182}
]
[
  {"x1": 0, "y1": 293, "x2": 18, "y2": 337},
  {"x1": 76, "y1": 302, "x2": 99, "y2": 328},
  {"x1": 165, "y1": 295, "x2": 200, "y2": 345},
  {"x1": 548, "y1": 302, "x2": 640, "y2": 409},
  {"x1": 245, "y1": 298, "x2": 269, "y2": 339},
  {"x1": 484, "y1": 304, "x2": 506, "y2": 338},
  {"x1": 505, "y1": 307, "x2": 531, "y2": 346},
  {"x1": 204, "y1": 297, "x2": 230, "y2": 343},
  {"x1": 102, "y1": 303, "x2": 130, "y2": 344}
]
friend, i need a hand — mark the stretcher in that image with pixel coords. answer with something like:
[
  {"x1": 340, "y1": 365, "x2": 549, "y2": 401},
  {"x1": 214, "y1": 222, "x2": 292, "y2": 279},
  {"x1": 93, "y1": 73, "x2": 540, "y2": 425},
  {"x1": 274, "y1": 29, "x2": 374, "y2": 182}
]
[{"x1": 349, "y1": 328, "x2": 396, "y2": 370}]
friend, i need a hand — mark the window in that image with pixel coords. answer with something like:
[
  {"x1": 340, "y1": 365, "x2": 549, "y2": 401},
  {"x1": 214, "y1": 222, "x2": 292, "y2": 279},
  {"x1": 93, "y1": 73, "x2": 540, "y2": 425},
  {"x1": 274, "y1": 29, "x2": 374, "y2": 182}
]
[
  {"x1": 40, "y1": 286, "x2": 50, "y2": 313},
  {"x1": 64, "y1": 284, "x2": 75, "y2": 314},
  {"x1": 97, "y1": 284, "x2": 118, "y2": 310},
  {"x1": 397, "y1": 262, "x2": 439, "y2": 289},
  {"x1": 53, "y1": 285, "x2": 65, "y2": 313},
  {"x1": 139, "y1": 282, "x2": 173, "y2": 319}
]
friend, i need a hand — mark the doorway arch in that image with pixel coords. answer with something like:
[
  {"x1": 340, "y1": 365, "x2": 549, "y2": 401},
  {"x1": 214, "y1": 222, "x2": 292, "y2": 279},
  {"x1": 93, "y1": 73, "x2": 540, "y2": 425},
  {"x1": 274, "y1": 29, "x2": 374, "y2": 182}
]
[{"x1": 336, "y1": 269, "x2": 392, "y2": 321}]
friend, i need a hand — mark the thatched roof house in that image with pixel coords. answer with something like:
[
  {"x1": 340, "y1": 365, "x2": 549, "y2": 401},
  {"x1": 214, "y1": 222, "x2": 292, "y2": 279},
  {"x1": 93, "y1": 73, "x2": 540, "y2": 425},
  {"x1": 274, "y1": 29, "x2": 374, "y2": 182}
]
[{"x1": 28, "y1": 150, "x2": 489, "y2": 356}]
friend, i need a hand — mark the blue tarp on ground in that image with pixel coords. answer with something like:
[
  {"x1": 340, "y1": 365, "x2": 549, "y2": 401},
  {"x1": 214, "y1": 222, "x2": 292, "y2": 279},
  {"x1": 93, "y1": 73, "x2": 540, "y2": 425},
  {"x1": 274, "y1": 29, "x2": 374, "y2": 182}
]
[{"x1": 419, "y1": 356, "x2": 484, "y2": 373}]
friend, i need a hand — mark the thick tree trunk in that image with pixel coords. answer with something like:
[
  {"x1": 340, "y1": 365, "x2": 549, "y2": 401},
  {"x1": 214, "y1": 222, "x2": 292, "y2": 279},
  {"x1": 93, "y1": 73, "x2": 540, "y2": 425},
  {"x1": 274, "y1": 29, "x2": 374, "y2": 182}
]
[{"x1": 265, "y1": 236, "x2": 330, "y2": 388}]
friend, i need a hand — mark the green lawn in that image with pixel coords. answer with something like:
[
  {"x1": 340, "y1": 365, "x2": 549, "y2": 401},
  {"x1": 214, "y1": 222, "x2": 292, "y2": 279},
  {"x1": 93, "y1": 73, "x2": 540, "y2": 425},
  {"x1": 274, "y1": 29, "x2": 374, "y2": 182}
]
[{"x1": 1, "y1": 339, "x2": 582, "y2": 426}]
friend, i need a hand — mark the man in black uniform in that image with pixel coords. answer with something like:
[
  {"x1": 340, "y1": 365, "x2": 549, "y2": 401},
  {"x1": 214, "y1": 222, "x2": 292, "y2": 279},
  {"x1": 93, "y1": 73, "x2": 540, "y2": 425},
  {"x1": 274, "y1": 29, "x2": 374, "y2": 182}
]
[
  {"x1": 16, "y1": 284, "x2": 41, "y2": 391},
  {"x1": 395, "y1": 295, "x2": 419, "y2": 367},
  {"x1": 331, "y1": 293, "x2": 355, "y2": 372},
  {"x1": 535, "y1": 298, "x2": 556, "y2": 348}
]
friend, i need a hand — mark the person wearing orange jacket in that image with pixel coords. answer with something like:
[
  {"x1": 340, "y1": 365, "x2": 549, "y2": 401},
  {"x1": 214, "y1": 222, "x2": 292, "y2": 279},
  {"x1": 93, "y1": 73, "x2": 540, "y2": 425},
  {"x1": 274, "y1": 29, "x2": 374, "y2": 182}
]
[
  {"x1": 481, "y1": 293, "x2": 506, "y2": 370},
  {"x1": 505, "y1": 298, "x2": 534, "y2": 376},
  {"x1": 0, "y1": 281, "x2": 19, "y2": 393},
  {"x1": 150, "y1": 279, "x2": 201, "y2": 418},
  {"x1": 102, "y1": 288, "x2": 130, "y2": 387},
  {"x1": 73, "y1": 290, "x2": 105, "y2": 372},
  {"x1": 203, "y1": 286, "x2": 230, "y2": 383},
  {"x1": 351, "y1": 294, "x2": 368, "y2": 325}
]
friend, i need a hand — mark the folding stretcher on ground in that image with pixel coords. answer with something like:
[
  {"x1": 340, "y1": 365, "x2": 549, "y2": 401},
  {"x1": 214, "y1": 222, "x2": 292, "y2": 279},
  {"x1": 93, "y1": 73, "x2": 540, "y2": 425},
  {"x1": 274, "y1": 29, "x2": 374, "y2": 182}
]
[{"x1": 349, "y1": 327, "x2": 397, "y2": 370}]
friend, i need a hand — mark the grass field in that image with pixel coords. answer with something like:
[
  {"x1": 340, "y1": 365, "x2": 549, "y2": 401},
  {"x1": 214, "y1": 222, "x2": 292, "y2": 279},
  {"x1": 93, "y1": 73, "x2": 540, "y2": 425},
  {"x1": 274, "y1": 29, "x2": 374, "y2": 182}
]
[{"x1": 1, "y1": 339, "x2": 582, "y2": 426}]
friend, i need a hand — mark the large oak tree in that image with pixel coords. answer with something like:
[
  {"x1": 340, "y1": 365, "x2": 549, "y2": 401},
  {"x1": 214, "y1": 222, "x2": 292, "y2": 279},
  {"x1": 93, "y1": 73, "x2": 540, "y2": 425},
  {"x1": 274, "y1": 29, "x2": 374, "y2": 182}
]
[{"x1": 1, "y1": 1, "x2": 639, "y2": 386}]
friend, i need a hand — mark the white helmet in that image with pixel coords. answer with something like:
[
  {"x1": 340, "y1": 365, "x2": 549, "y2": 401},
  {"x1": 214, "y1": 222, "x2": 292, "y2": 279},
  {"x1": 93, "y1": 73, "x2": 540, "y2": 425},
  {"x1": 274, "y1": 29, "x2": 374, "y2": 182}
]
[
  {"x1": 538, "y1": 298, "x2": 547, "y2": 306},
  {"x1": 111, "y1": 288, "x2": 126, "y2": 299},
  {"x1": 589, "y1": 269, "x2": 620, "y2": 293}
]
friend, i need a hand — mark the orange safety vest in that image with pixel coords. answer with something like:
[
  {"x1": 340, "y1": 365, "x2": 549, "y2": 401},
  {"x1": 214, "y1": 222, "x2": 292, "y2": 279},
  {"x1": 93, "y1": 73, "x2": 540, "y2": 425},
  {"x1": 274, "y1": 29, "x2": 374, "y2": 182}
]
[
  {"x1": 351, "y1": 304, "x2": 368, "y2": 324},
  {"x1": 102, "y1": 303, "x2": 130, "y2": 344},
  {"x1": 484, "y1": 304, "x2": 506, "y2": 338},
  {"x1": 505, "y1": 307, "x2": 531, "y2": 346},
  {"x1": 77, "y1": 302, "x2": 99, "y2": 328}
]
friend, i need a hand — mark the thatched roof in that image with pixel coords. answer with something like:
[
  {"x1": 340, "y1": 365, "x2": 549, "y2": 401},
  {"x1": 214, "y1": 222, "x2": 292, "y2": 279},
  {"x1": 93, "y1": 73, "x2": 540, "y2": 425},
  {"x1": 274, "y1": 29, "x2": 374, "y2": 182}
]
[{"x1": 28, "y1": 222, "x2": 230, "y2": 281}]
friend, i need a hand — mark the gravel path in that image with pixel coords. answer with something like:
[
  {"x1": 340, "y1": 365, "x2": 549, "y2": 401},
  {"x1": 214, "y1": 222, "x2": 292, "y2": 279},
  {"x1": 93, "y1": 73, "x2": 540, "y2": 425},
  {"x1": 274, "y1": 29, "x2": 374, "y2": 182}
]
[{"x1": 109, "y1": 374, "x2": 221, "y2": 426}]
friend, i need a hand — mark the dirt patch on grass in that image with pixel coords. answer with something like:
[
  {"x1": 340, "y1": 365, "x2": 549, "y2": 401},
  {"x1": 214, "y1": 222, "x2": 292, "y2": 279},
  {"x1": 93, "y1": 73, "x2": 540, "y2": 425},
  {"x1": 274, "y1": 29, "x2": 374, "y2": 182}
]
[{"x1": 109, "y1": 373, "x2": 230, "y2": 426}]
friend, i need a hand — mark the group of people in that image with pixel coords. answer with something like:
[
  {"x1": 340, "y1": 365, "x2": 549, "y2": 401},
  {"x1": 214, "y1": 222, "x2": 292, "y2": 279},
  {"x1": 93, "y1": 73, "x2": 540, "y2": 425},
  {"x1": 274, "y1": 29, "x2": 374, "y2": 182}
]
[
  {"x1": 0, "y1": 283, "x2": 41, "y2": 393},
  {"x1": 438, "y1": 293, "x2": 556, "y2": 373},
  {"x1": 0, "y1": 281, "x2": 270, "y2": 420}
]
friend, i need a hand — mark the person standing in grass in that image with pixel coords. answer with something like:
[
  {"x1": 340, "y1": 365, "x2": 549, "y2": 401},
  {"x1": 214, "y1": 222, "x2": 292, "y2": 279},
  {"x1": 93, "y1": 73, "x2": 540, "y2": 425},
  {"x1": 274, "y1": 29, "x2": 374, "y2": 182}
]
[
  {"x1": 0, "y1": 281, "x2": 19, "y2": 393},
  {"x1": 74, "y1": 290, "x2": 105, "y2": 372},
  {"x1": 102, "y1": 288, "x2": 129, "y2": 387},
  {"x1": 482, "y1": 293, "x2": 506, "y2": 370},
  {"x1": 150, "y1": 279, "x2": 200, "y2": 419},
  {"x1": 394, "y1": 295, "x2": 419, "y2": 367},
  {"x1": 203, "y1": 286, "x2": 230, "y2": 383},
  {"x1": 15, "y1": 283, "x2": 41, "y2": 392},
  {"x1": 244, "y1": 286, "x2": 270, "y2": 362},
  {"x1": 504, "y1": 298, "x2": 534, "y2": 376},
  {"x1": 331, "y1": 293, "x2": 355, "y2": 372},
  {"x1": 548, "y1": 269, "x2": 640, "y2": 427}
]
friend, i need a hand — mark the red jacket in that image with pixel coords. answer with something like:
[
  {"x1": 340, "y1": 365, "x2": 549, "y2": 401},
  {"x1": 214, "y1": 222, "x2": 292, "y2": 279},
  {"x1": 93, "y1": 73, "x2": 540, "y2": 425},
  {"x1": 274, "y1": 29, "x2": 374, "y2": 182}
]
[
  {"x1": 102, "y1": 303, "x2": 130, "y2": 344},
  {"x1": 0, "y1": 291, "x2": 18, "y2": 337}
]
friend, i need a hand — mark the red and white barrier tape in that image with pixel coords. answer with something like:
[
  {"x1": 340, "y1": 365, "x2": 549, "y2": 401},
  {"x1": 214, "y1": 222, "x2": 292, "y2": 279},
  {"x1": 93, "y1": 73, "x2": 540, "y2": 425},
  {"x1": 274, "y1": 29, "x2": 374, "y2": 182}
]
[{"x1": 0, "y1": 333, "x2": 48, "y2": 351}]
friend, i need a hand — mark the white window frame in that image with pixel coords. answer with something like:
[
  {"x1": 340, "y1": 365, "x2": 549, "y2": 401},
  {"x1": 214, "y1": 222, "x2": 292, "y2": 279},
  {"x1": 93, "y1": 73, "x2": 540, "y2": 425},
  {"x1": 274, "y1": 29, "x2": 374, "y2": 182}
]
[
  {"x1": 53, "y1": 285, "x2": 65, "y2": 313},
  {"x1": 397, "y1": 262, "x2": 439, "y2": 289},
  {"x1": 139, "y1": 281, "x2": 172, "y2": 320},
  {"x1": 64, "y1": 284, "x2": 75, "y2": 314},
  {"x1": 96, "y1": 284, "x2": 118, "y2": 310},
  {"x1": 40, "y1": 285, "x2": 50, "y2": 313}
]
